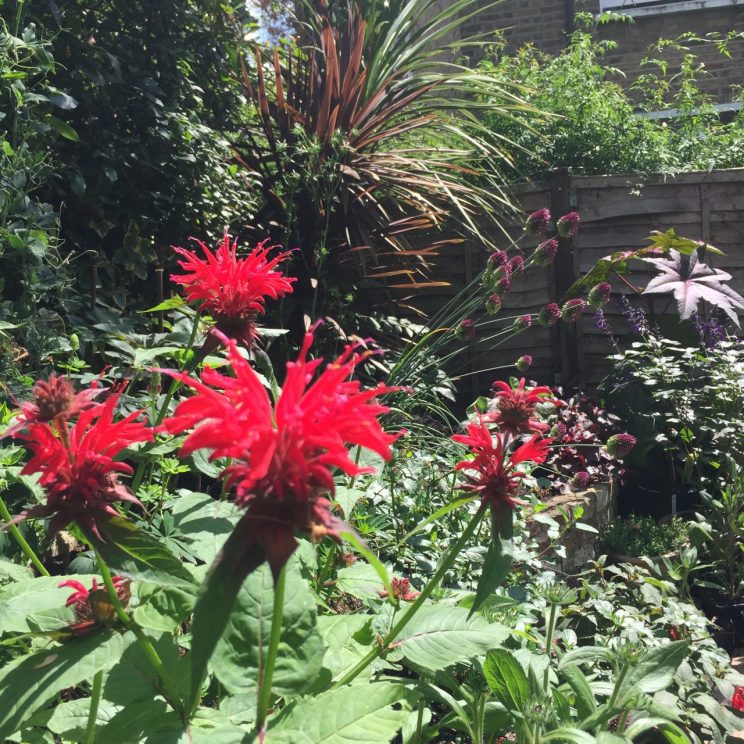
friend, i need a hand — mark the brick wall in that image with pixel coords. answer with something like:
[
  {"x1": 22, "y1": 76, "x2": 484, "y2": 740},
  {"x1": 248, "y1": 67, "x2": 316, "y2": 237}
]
[{"x1": 462, "y1": 0, "x2": 744, "y2": 102}]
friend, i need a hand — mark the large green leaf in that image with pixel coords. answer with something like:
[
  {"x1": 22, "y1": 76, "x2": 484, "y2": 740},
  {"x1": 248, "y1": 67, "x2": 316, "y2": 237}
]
[
  {"x1": 171, "y1": 490, "x2": 242, "y2": 563},
  {"x1": 0, "y1": 575, "x2": 80, "y2": 633},
  {"x1": 212, "y1": 558, "x2": 326, "y2": 696},
  {"x1": 187, "y1": 512, "x2": 267, "y2": 712},
  {"x1": 24, "y1": 698, "x2": 120, "y2": 741},
  {"x1": 619, "y1": 641, "x2": 688, "y2": 699},
  {"x1": 86, "y1": 516, "x2": 197, "y2": 590},
  {"x1": 270, "y1": 682, "x2": 412, "y2": 743},
  {"x1": 392, "y1": 604, "x2": 510, "y2": 671},
  {"x1": 317, "y1": 615, "x2": 375, "y2": 682},
  {"x1": 0, "y1": 630, "x2": 131, "y2": 739},
  {"x1": 483, "y1": 648, "x2": 530, "y2": 714},
  {"x1": 133, "y1": 584, "x2": 195, "y2": 632}
]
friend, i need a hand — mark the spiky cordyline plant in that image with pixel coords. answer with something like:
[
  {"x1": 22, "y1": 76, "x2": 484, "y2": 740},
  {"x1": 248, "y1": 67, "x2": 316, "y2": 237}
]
[{"x1": 234, "y1": 0, "x2": 536, "y2": 332}]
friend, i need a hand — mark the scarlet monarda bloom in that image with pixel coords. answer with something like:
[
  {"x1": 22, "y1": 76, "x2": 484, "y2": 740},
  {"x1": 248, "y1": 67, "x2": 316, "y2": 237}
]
[
  {"x1": 453, "y1": 420, "x2": 551, "y2": 510},
  {"x1": 172, "y1": 233, "x2": 295, "y2": 349},
  {"x1": 732, "y1": 687, "x2": 744, "y2": 712},
  {"x1": 161, "y1": 328, "x2": 398, "y2": 576},
  {"x1": 2, "y1": 374, "x2": 102, "y2": 438},
  {"x1": 16, "y1": 391, "x2": 153, "y2": 537},
  {"x1": 488, "y1": 378, "x2": 561, "y2": 437},
  {"x1": 60, "y1": 575, "x2": 130, "y2": 636}
]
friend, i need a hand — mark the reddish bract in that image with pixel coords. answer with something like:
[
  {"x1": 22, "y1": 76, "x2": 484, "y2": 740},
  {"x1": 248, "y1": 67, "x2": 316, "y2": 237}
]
[
  {"x1": 172, "y1": 233, "x2": 295, "y2": 348},
  {"x1": 60, "y1": 575, "x2": 130, "y2": 636}
]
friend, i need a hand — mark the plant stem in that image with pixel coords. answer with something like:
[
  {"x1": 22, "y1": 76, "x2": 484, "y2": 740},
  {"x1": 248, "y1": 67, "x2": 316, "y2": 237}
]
[
  {"x1": 334, "y1": 504, "x2": 487, "y2": 687},
  {"x1": 0, "y1": 494, "x2": 49, "y2": 576},
  {"x1": 256, "y1": 563, "x2": 287, "y2": 733},
  {"x1": 412, "y1": 698, "x2": 425, "y2": 744},
  {"x1": 543, "y1": 602, "x2": 558, "y2": 693},
  {"x1": 83, "y1": 670, "x2": 103, "y2": 744},
  {"x1": 607, "y1": 660, "x2": 629, "y2": 714},
  {"x1": 95, "y1": 554, "x2": 187, "y2": 723}
]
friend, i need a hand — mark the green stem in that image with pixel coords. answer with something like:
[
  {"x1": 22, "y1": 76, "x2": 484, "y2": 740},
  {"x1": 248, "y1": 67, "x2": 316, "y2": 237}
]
[
  {"x1": 0, "y1": 493, "x2": 49, "y2": 576},
  {"x1": 256, "y1": 563, "x2": 287, "y2": 733},
  {"x1": 334, "y1": 504, "x2": 487, "y2": 688},
  {"x1": 96, "y1": 554, "x2": 187, "y2": 723},
  {"x1": 83, "y1": 670, "x2": 103, "y2": 744},
  {"x1": 607, "y1": 660, "x2": 629, "y2": 715},
  {"x1": 412, "y1": 698, "x2": 425, "y2": 744},
  {"x1": 543, "y1": 602, "x2": 558, "y2": 693}
]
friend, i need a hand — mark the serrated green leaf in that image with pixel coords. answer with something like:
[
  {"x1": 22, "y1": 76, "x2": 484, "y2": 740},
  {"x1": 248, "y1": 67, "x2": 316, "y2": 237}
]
[
  {"x1": 393, "y1": 605, "x2": 510, "y2": 671},
  {"x1": 86, "y1": 516, "x2": 197, "y2": 590},
  {"x1": 484, "y1": 648, "x2": 529, "y2": 713},
  {"x1": 212, "y1": 558, "x2": 326, "y2": 696},
  {"x1": 270, "y1": 682, "x2": 412, "y2": 743},
  {"x1": 0, "y1": 630, "x2": 131, "y2": 739}
]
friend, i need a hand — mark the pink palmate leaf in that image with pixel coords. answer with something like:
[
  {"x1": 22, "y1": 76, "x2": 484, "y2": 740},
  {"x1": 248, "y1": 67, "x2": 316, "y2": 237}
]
[{"x1": 642, "y1": 250, "x2": 744, "y2": 326}]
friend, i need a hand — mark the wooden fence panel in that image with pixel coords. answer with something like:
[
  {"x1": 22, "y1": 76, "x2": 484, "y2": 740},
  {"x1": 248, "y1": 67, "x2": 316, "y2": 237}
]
[{"x1": 424, "y1": 168, "x2": 744, "y2": 397}]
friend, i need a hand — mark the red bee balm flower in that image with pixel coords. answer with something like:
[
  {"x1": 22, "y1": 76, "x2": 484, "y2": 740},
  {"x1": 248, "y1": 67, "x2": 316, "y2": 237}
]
[
  {"x1": 488, "y1": 378, "x2": 561, "y2": 437},
  {"x1": 60, "y1": 575, "x2": 131, "y2": 636},
  {"x1": 732, "y1": 686, "x2": 744, "y2": 712},
  {"x1": 2, "y1": 374, "x2": 102, "y2": 438},
  {"x1": 453, "y1": 420, "x2": 551, "y2": 510},
  {"x1": 161, "y1": 328, "x2": 399, "y2": 576},
  {"x1": 172, "y1": 233, "x2": 295, "y2": 349},
  {"x1": 17, "y1": 391, "x2": 153, "y2": 538}
]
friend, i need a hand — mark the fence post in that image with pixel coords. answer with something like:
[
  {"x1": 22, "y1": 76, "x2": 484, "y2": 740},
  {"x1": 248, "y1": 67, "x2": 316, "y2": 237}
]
[{"x1": 549, "y1": 169, "x2": 580, "y2": 387}]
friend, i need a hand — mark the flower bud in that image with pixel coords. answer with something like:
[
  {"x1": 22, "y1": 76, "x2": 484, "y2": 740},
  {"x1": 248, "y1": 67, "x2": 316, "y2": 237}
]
[
  {"x1": 514, "y1": 314, "x2": 532, "y2": 330},
  {"x1": 537, "y1": 303, "x2": 560, "y2": 327},
  {"x1": 515, "y1": 354, "x2": 532, "y2": 373},
  {"x1": 605, "y1": 433, "x2": 637, "y2": 458},
  {"x1": 525, "y1": 208, "x2": 551, "y2": 234},
  {"x1": 455, "y1": 318, "x2": 476, "y2": 341},
  {"x1": 486, "y1": 294, "x2": 502, "y2": 315},
  {"x1": 557, "y1": 211, "x2": 580, "y2": 237},
  {"x1": 561, "y1": 298, "x2": 586, "y2": 323},
  {"x1": 587, "y1": 282, "x2": 612, "y2": 309},
  {"x1": 532, "y1": 239, "x2": 559, "y2": 267},
  {"x1": 570, "y1": 471, "x2": 591, "y2": 490}
]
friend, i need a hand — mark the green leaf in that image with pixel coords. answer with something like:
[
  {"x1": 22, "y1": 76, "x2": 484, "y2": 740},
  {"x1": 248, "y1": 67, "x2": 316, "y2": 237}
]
[
  {"x1": 332, "y1": 485, "x2": 365, "y2": 519},
  {"x1": 132, "y1": 346, "x2": 183, "y2": 368},
  {"x1": 0, "y1": 630, "x2": 130, "y2": 739},
  {"x1": 621, "y1": 641, "x2": 688, "y2": 698},
  {"x1": 187, "y1": 511, "x2": 270, "y2": 711},
  {"x1": 47, "y1": 115, "x2": 79, "y2": 141},
  {"x1": 0, "y1": 575, "x2": 84, "y2": 633},
  {"x1": 541, "y1": 729, "x2": 597, "y2": 743},
  {"x1": 270, "y1": 682, "x2": 412, "y2": 743},
  {"x1": 595, "y1": 734, "x2": 631, "y2": 744},
  {"x1": 336, "y1": 561, "x2": 387, "y2": 601},
  {"x1": 624, "y1": 717, "x2": 690, "y2": 743},
  {"x1": 393, "y1": 605, "x2": 510, "y2": 671},
  {"x1": 340, "y1": 530, "x2": 393, "y2": 601},
  {"x1": 212, "y1": 557, "x2": 326, "y2": 696},
  {"x1": 558, "y1": 646, "x2": 614, "y2": 670},
  {"x1": 142, "y1": 296, "x2": 187, "y2": 313},
  {"x1": 561, "y1": 665, "x2": 597, "y2": 720},
  {"x1": 171, "y1": 491, "x2": 242, "y2": 563},
  {"x1": 86, "y1": 516, "x2": 197, "y2": 590},
  {"x1": 24, "y1": 698, "x2": 119, "y2": 740},
  {"x1": 483, "y1": 648, "x2": 529, "y2": 713},
  {"x1": 469, "y1": 537, "x2": 513, "y2": 615},
  {"x1": 133, "y1": 584, "x2": 194, "y2": 632},
  {"x1": 318, "y1": 615, "x2": 375, "y2": 682},
  {"x1": 0, "y1": 559, "x2": 33, "y2": 582}
]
